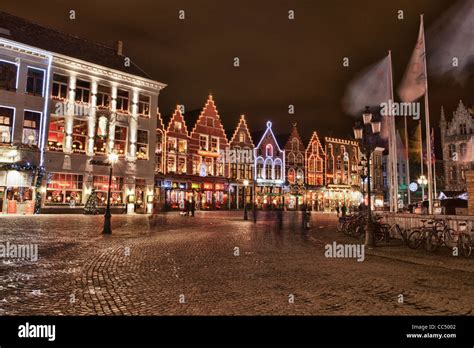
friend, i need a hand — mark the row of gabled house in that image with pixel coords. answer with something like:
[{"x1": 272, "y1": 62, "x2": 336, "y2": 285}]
[
  {"x1": 153, "y1": 95, "x2": 367, "y2": 212},
  {"x1": 0, "y1": 11, "x2": 383, "y2": 214}
]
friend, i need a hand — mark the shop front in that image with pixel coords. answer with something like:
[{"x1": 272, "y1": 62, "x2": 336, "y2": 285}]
[
  {"x1": 255, "y1": 185, "x2": 284, "y2": 210},
  {"x1": 322, "y1": 185, "x2": 363, "y2": 213},
  {"x1": 0, "y1": 169, "x2": 36, "y2": 214},
  {"x1": 306, "y1": 188, "x2": 325, "y2": 212},
  {"x1": 200, "y1": 182, "x2": 227, "y2": 210},
  {"x1": 163, "y1": 180, "x2": 188, "y2": 210},
  {"x1": 284, "y1": 184, "x2": 306, "y2": 210}
]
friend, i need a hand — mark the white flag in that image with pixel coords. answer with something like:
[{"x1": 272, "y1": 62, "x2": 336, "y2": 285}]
[
  {"x1": 342, "y1": 55, "x2": 391, "y2": 117},
  {"x1": 398, "y1": 18, "x2": 427, "y2": 103}
]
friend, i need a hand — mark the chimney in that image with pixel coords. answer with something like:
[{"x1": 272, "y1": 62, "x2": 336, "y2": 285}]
[{"x1": 116, "y1": 40, "x2": 123, "y2": 56}]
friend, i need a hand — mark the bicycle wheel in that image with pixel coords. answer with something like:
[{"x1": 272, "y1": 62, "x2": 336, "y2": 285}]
[
  {"x1": 458, "y1": 233, "x2": 472, "y2": 258},
  {"x1": 408, "y1": 230, "x2": 423, "y2": 249},
  {"x1": 425, "y1": 231, "x2": 439, "y2": 252}
]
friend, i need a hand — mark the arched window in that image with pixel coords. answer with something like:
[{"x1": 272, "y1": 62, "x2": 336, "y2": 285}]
[
  {"x1": 288, "y1": 152, "x2": 295, "y2": 165},
  {"x1": 256, "y1": 158, "x2": 264, "y2": 179},
  {"x1": 274, "y1": 159, "x2": 282, "y2": 180},
  {"x1": 266, "y1": 144, "x2": 273, "y2": 157},
  {"x1": 460, "y1": 143, "x2": 467, "y2": 157},
  {"x1": 264, "y1": 158, "x2": 273, "y2": 179},
  {"x1": 448, "y1": 144, "x2": 456, "y2": 159},
  {"x1": 288, "y1": 168, "x2": 295, "y2": 184},
  {"x1": 312, "y1": 141, "x2": 318, "y2": 154},
  {"x1": 296, "y1": 169, "x2": 304, "y2": 184},
  {"x1": 292, "y1": 138, "x2": 298, "y2": 151},
  {"x1": 308, "y1": 156, "x2": 315, "y2": 171},
  {"x1": 296, "y1": 153, "x2": 303, "y2": 165}
]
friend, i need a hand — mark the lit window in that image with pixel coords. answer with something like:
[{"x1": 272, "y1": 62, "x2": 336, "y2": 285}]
[
  {"x1": 266, "y1": 144, "x2": 273, "y2": 157},
  {"x1": 47, "y1": 115, "x2": 66, "y2": 152},
  {"x1": 114, "y1": 126, "x2": 127, "y2": 155},
  {"x1": 239, "y1": 132, "x2": 245, "y2": 143},
  {"x1": 75, "y1": 79, "x2": 90, "y2": 103},
  {"x1": 137, "y1": 129, "x2": 148, "y2": 160},
  {"x1": 96, "y1": 85, "x2": 110, "y2": 108},
  {"x1": 138, "y1": 94, "x2": 150, "y2": 116},
  {"x1": 177, "y1": 157, "x2": 186, "y2": 173},
  {"x1": 46, "y1": 173, "x2": 84, "y2": 205},
  {"x1": 52, "y1": 74, "x2": 68, "y2": 99},
  {"x1": 200, "y1": 135, "x2": 208, "y2": 151},
  {"x1": 116, "y1": 89, "x2": 129, "y2": 112},
  {"x1": 211, "y1": 137, "x2": 219, "y2": 152},
  {"x1": 23, "y1": 111, "x2": 41, "y2": 146},
  {"x1": 178, "y1": 139, "x2": 187, "y2": 154},
  {"x1": 72, "y1": 118, "x2": 88, "y2": 153},
  {"x1": 0, "y1": 107, "x2": 14, "y2": 143}
]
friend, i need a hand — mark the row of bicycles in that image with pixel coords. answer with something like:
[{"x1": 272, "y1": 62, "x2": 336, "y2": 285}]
[{"x1": 337, "y1": 213, "x2": 472, "y2": 258}]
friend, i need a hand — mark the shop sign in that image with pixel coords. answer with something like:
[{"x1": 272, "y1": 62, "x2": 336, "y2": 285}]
[
  {"x1": 191, "y1": 183, "x2": 200, "y2": 190},
  {"x1": 215, "y1": 183, "x2": 224, "y2": 190},
  {"x1": 162, "y1": 180, "x2": 172, "y2": 188},
  {"x1": 178, "y1": 183, "x2": 186, "y2": 189},
  {"x1": 172, "y1": 182, "x2": 179, "y2": 189},
  {"x1": 203, "y1": 183, "x2": 213, "y2": 190}
]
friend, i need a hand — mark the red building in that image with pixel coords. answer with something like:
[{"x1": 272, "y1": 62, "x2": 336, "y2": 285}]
[
  {"x1": 228, "y1": 115, "x2": 254, "y2": 209},
  {"x1": 305, "y1": 131, "x2": 325, "y2": 211},
  {"x1": 284, "y1": 123, "x2": 306, "y2": 210},
  {"x1": 187, "y1": 95, "x2": 230, "y2": 209}
]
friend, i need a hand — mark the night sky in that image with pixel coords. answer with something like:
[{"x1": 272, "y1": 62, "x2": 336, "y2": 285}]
[{"x1": 1, "y1": 0, "x2": 473, "y2": 143}]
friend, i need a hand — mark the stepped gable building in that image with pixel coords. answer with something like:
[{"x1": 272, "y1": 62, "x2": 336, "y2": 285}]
[
  {"x1": 228, "y1": 114, "x2": 254, "y2": 209},
  {"x1": 440, "y1": 100, "x2": 474, "y2": 191},
  {"x1": 253, "y1": 121, "x2": 285, "y2": 209},
  {"x1": 323, "y1": 137, "x2": 361, "y2": 212},
  {"x1": 0, "y1": 11, "x2": 166, "y2": 214},
  {"x1": 283, "y1": 123, "x2": 306, "y2": 210},
  {"x1": 305, "y1": 131, "x2": 325, "y2": 211},
  {"x1": 187, "y1": 95, "x2": 230, "y2": 209}
]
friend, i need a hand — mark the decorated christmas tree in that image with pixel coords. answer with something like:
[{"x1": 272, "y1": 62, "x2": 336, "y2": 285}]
[{"x1": 84, "y1": 189, "x2": 100, "y2": 215}]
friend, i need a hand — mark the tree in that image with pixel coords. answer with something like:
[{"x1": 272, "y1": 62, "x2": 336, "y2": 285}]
[{"x1": 84, "y1": 189, "x2": 100, "y2": 215}]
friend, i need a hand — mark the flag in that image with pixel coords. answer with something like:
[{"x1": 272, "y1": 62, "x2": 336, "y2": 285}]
[
  {"x1": 428, "y1": 0, "x2": 474, "y2": 82},
  {"x1": 342, "y1": 55, "x2": 391, "y2": 139},
  {"x1": 342, "y1": 55, "x2": 391, "y2": 116},
  {"x1": 396, "y1": 130, "x2": 408, "y2": 161},
  {"x1": 398, "y1": 18, "x2": 427, "y2": 103},
  {"x1": 409, "y1": 123, "x2": 422, "y2": 162},
  {"x1": 430, "y1": 128, "x2": 435, "y2": 165}
]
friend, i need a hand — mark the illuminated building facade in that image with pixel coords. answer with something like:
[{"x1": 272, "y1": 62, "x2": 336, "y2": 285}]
[
  {"x1": 305, "y1": 131, "x2": 325, "y2": 211},
  {"x1": 254, "y1": 121, "x2": 285, "y2": 209},
  {"x1": 283, "y1": 123, "x2": 305, "y2": 210}
]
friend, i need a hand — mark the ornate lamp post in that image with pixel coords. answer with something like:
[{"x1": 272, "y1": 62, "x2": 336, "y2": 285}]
[
  {"x1": 103, "y1": 152, "x2": 119, "y2": 234},
  {"x1": 417, "y1": 175, "x2": 428, "y2": 201},
  {"x1": 353, "y1": 108, "x2": 381, "y2": 247},
  {"x1": 243, "y1": 179, "x2": 249, "y2": 220},
  {"x1": 358, "y1": 157, "x2": 368, "y2": 203}
]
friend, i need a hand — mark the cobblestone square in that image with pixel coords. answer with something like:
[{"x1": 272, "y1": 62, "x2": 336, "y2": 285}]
[{"x1": 0, "y1": 212, "x2": 472, "y2": 315}]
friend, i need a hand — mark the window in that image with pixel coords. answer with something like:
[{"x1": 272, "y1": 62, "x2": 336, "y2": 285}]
[
  {"x1": 231, "y1": 163, "x2": 237, "y2": 178},
  {"x1": 26, "y1": 68, "x2": 44, "y2": 96},
  {"x1": 336, "y1": 157, "x2": 342, "y2": 170},
  {"x1": 23, "y1": 111, "x2": 41, "y2": 146},
  {"x1": 265, "y1": 159, "x2": 272, "y2": 179},
  {"x1": 460, "y1": 143, "x2": 467, "y2": 158},
  {"x1": 256, "y1": 158, "x2": 264, "y2": 179},
  {"x1": 448, "y1": 144, "x2": 456, "y2": 159},
  {"x1": 46, "y1": 173, "x2": 83, "y2": 205},
  {"x1": 274, "y1": 160, "x2": 282, "y2": 180},
  {"x1": 211, "y1": 137, "x2": 219, "y2": 152},
  {"x1": 238, "y1": 163, "x2": 245, "y2": 179},
  {"x1": 266, "y1": 144, "x2": 273, "y2": 157},
  {"x1": 52, "y1": 74, "x2": 68, "y2": 99},
  {"x1": 312, "y1": 142, "x2": 318, "y2": 154},
  {"x1": 246, "y1": 163, "x2": 252, "y2": 179},
  {"x1": 138, "y1": 94, "x2": 150, "y2": 116},
  {"x1": 450, "y1": 167, "x2": 457, "y2": 180},
  {"x1": 96, "y1": 85, "x2": 110, "y2": 108},
  {"x1": 460, "y1": 124, "x2": 467, "y2": 135},
  {"x1": 192, "y1": 155, "x2": 201, "y2": 175},
  {"x1": 114, "y1": 126, "x2": 127, "y2": 155},
  {"x1": 205, "y1": 157, "x2": 214, "y2": 175},
  {"x1": 296, "y1": 153, "x2": 303, "y2": 165},
  {"x1": 308, "y1": 157, "x2": 315, "y2": 171},
  {"x1": 216, "y1": 157, "x2": 224, "y2": 176},
  {"x1": 155, "y1": 131, "x2": 163, "y2": 154},
  {"x1": 207, "y1": 117, "x2": 214, "y2": 127},
  {"x1": 94, "y1": 115, "x2": 109, "y2": 154},
  {"x1": 72, "y1": 119, "x2": 88, "y2": 153},
  {"x1": 200, "y1": 135, "x2": 208, "y2": 151},
  {"x1": 116, "y1": 89, "x2": 129, "y2": 112},
  {"x1": 239, "y1": 132, "x2": 245, "y2": 143},
  {"x1": 93, "y1": 175, "x2": 124, "y2": 205},
  {"x1": 0, "y1": 107, "x2": 14, "y2": 143},
  {"x1": 288, "y1": 153, "x2": 295, "y2": 165},
  {"x1": 288, "y1": 168, "x2": 295, "y2": 183},
  {"x1": 177, "y1": 157, "x2": 186, "y2": 174},
  {"x1": 317, "y1": 158, "x2": 323, "y2": 172},
  {"x1": 137, "y1": 130, "x2": 148, "y2": 160},
  {"x1": 297, "y1": 169, "x2": 304, "y2": 184},
  {"x1": 47, "y1": 116, "x2": 66, "y2": 151},
  {"x1": 167, "y1": 155, "x2": 176, "y2": 172},
  {"x1": 75, "y1": 79, "x2": 90, "y2": 103},
  {"x1": 167, "y1": 137, "x2": 177, "y2": 152},
  {"x1": 174, "y1": 121, "x2": 181, "y2": 132},
  {"x1": 178, "y1": 139, "x2": 186, "y2": 154},
  {"x1": 292, "y1": 138, "x2": 298, "y2": 151},
  {"x1": 0, "y1": 60, "x2": 18, "y2": 91}
]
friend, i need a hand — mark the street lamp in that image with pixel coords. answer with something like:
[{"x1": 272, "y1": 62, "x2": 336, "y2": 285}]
[
  {"x1": 103, "y1": 152, "x2": 119, "y2": 234},
  {"x1": 353, "y1": 107, "x2": 381, "y2": 247},
  {"x1": 243, "y1": 179, "x2": 249, "y2": 220},
  {"x1": 417, "y1": 175, "x2": 428, "y2": 201},
  {"x1": 358, "y1": 157, "x2": 368, "y2": 203}
]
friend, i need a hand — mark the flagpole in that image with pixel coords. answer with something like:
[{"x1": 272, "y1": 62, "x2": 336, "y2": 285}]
[
  {"x1": 388, "y1": 50, "x2": 398, "y2": 212},
  {"x1": 404, "y1": 116, "x2": 411, "y2": 205},
  {"x1": 421, "y1": 14, "x2": 434, "y2": 215},
  {"x1": 432, "y1": 128, "x2": 437, "y2": 199},
  {"x1": 419, "y1": 120, "x2": 424, "y2": 200}
]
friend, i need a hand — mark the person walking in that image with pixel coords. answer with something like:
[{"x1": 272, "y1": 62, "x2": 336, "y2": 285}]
[
  {"x1": 190, "y1": 197, "x2": 195, "y2": 217},
  {"x1": 341, "y1": 204, "x2": 347, "y2": 218},
  {"x1": 335, "y1": 205, "x2": 340, "y2": 217}
]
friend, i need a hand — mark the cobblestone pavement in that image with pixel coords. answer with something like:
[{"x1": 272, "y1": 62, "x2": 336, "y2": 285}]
[{"x1": 0, "y1": 211, "x2": 472, "y2": 315}]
